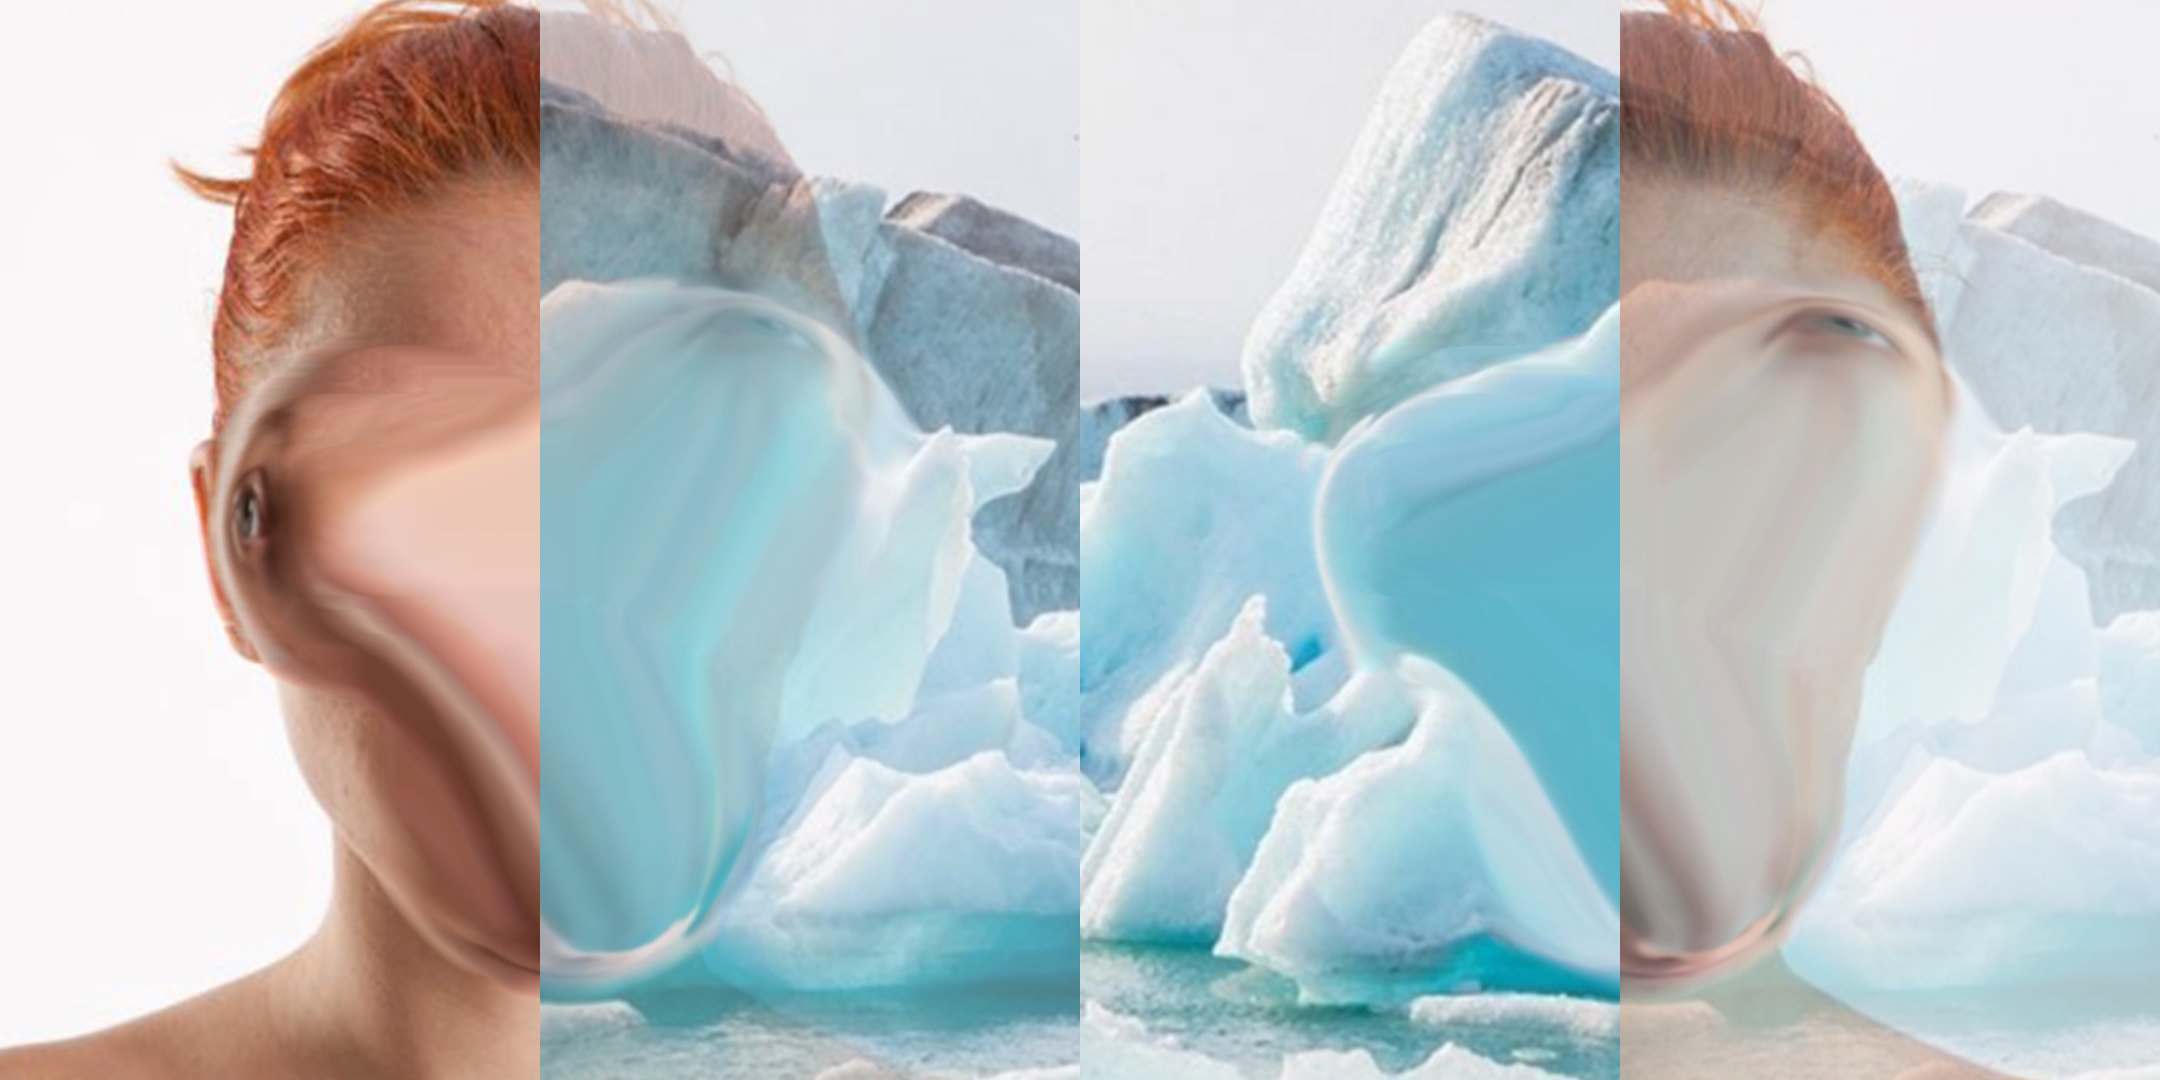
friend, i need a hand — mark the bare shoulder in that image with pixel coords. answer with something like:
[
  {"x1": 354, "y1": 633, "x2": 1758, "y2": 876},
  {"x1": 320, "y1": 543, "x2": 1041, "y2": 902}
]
[
  {"x1": 0, "y1": 977, "x2": 274, "y2": 1080},
  {"x1": 0, "y1": 1021, "x2": 188, "y2": 1080}
]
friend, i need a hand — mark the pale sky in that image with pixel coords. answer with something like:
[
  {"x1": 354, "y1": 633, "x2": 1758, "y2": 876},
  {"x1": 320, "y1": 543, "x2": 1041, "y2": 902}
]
[
  {"x1": 1083, "y1": 0, "x2": 1616, "y2": 400},
  {"x1": 661, "y1": 0, "x2": 1081, "y2": 237},
  {"x1": 1763, "y1": 0, "x2": 2160, "y2": 250},
  {"x1": 1083, "y1": 0, "x2": 2160, "y2": 399}
]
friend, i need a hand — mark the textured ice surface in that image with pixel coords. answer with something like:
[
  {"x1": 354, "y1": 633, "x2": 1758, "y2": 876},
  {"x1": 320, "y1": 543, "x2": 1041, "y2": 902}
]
[
  {"x1": 848, "y1": 188, "x2": 1082, "y2": 621},
  {"x1": 888, "y1": 191, "x2": 1080, "y2": 292},
  {"x1": 698, "y1": 749, "x2": 1096, "y2": 991},
  {"x1": 1406, "y1": 994, "x2": 1616, "y2": 1042},
  {"x1": 1241, "y1": 12, "x2": 1617, "y2": 443}
]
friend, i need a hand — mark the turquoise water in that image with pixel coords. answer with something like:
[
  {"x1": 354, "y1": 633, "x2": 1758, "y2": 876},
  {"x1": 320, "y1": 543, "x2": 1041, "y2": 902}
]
[
  {"x1": 1083, "y1": 945, "x2": 1619, "y2": 1079},
  {"x1": 541, "y1": 982, "x2": 1078, "y2": 1079}
]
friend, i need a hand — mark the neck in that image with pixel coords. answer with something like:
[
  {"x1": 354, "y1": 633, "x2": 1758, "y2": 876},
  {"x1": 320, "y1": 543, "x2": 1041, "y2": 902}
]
[{"x1": 271, "y1": 843, "x2": 537, "y2": 1080}]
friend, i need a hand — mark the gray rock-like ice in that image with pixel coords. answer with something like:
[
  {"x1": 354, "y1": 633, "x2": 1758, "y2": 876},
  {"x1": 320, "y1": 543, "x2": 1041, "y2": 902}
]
[
  {"x1": 1941, "y1": 192, "x2": 2160, "y2": 622},
  {"x1": 541, "y1": 80, "x2": 1082, "y2": 621},
  {"x1": 888, "y1": 191, "x2": 1080, "y2": 292},
  {"x1": 1240, "y1": 12, "x2": 1617, "y2": 443}
]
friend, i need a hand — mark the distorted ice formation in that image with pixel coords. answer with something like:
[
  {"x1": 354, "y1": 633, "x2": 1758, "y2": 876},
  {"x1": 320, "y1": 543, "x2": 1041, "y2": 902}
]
[
  {"x1": 1241, "y1": 12, "x2": 1617, "y2": 443},
  {"x1": 1080, "y1": 12, "x2": 1624, "y2": 999},
  {"x1": 538, "y1": 16, "x2": 1091, "y2": 1004},
  {"x1": 537, "y1": 279, "x2": 1059, "y2": 998},
  {"x1": 1077, "y1": 325, "x2": 1625, "y2": 994},
  {"x1": 1315, "y1": 309, "x2": 1619, "y2": 910},
  {"x1": 540, "y1": 57, "x2": 1080, "y2": 620},
  {"x1": 1216, "y1": 659, "x2": 1616, "y2": 1002}
]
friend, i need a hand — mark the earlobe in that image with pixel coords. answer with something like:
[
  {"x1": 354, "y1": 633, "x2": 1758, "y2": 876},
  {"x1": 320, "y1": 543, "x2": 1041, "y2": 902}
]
[{"x1": 190, "y1": 439, "x2": 261, "y2": 665}]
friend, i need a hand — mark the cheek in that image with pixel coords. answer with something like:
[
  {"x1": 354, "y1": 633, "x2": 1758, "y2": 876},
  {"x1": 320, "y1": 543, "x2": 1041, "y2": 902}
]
[{"x1": 278, "y1": 678, "x2": 540, "y2": 975}]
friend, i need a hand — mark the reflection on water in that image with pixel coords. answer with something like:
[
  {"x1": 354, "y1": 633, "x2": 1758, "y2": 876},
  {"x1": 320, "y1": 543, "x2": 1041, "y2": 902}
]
[
  {"x1": 1083, "y1": 944, "x2": 1619, "y2": 1080},
  {"x1": 542, "y1": 980, "x2": 1078, "y2": 1079}
]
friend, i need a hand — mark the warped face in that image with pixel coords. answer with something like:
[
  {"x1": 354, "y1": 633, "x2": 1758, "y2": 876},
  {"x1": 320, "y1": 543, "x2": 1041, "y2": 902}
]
[
  {"x1": 197, "y1": 188, "x2": 545, "y2": 990},
  {"x1": 209, "y1": 345, "x2": 544, "y2": 986},
  {"x1": 1317, "y1": 188, "x2": 1950, "y2": 990},
  {"x1": 202, "y1": 241, "x2": 883, "y2": 998},
  {"x1": 1616, "y1": 196, "x2": 1950, "y2": 989}
]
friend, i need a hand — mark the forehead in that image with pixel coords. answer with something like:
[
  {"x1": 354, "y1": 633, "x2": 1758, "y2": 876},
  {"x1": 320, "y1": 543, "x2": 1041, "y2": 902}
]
[
  {"x1": 261, "y1": 179, "x2": 539, "y2": 386},
  {"x1": 1622, "y1": 178, "x2": 1862, "y2": 289},
  {"x1": 1620, "y1": 176, "x2": 1931, "y2": 337},
  {"x1": 219, "y1": 181, "x2": 538, "y2": 458}
]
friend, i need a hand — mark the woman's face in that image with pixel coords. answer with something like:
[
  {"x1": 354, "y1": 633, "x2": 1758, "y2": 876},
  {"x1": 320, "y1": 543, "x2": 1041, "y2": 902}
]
[
  {"x1": 1616, "y1": 179, "x2": 1950, "y2": 989},
  {"x1": 190, "y1": 180, "x2": 542, "y2": 991}
]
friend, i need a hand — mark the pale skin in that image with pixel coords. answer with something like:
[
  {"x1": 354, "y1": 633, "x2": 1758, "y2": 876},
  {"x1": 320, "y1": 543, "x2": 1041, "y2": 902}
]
[
  {"x1": 1616, "y1": 178, "x2": 2010, "y2": 1080},
  {"x1": 0, "y1": 179, "x2": 542, "y2": 1080}
]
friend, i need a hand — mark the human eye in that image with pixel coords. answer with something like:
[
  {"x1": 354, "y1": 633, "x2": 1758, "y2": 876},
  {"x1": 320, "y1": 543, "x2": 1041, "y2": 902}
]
[{"x1": 1806, "y1": 311, "x2": 1893, "y2": 349}]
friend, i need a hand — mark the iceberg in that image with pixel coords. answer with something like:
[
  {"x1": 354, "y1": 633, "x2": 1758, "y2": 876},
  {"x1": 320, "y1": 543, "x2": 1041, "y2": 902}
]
[
  {"x1": 1078, "y1": 392, "x2": 1340, "y2": 784},
  {"x1": 1216, "y1": 658, "x2": 1617, "y2": 1002},
  {"x1": 1081, "y1": 598, "x2": 1415, "y2": 944},
  {"x1": 1241, "y1": 12, "x2": 1617, "y2": 443}
]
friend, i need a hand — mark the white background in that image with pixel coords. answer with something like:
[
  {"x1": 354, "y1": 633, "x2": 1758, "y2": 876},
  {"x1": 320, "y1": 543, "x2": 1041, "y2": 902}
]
[
  {"x1": 0, "y1": 1, "x2": 345, "y2": 1045},
  {"x1": 0, "y1": 0, "x2": 1075, "y2": 1046},
  {"x1": 1082, "y1": 0, "x2": 2160, "y2": 398}
]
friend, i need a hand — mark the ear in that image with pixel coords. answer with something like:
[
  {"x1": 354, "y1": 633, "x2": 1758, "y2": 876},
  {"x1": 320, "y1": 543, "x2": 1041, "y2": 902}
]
[{"x1": 192, "y1": 439, "x2": 261, "y2": 664}]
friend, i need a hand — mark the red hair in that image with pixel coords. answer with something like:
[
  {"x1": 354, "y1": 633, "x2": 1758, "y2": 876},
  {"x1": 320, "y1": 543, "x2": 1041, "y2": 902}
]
[
  {"x1": 177, "y1": 1, "x2": 539, "y2": 431},
  {"x1": 1621, "y1": 1, "x2": 1933, "y2": 340}
]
